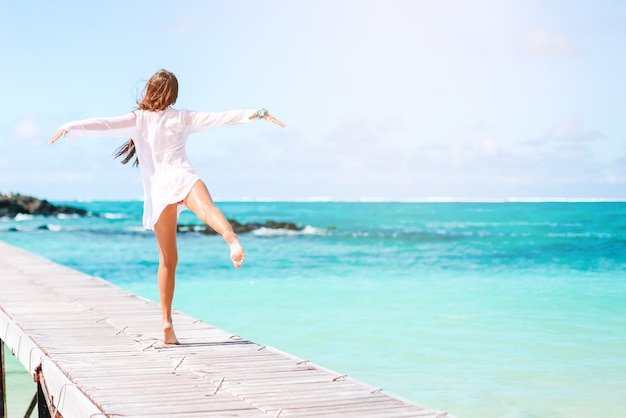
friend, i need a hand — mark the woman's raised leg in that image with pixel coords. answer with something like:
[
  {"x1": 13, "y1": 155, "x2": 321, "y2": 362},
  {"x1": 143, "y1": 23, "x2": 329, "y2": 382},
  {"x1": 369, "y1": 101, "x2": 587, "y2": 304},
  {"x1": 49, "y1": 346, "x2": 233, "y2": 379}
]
[
  {"x1": 183, "y1": 180, "x2": 245, "y2": 268},
  {"x1": 154, "y1": 204, "x2": 180, "y2": 344}
]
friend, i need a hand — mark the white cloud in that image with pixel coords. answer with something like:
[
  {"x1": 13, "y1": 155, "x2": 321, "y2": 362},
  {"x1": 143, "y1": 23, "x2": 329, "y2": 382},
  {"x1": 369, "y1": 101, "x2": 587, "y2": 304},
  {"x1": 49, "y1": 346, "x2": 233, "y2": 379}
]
[
  {"x1": 545, "y1": 114, "x2": 604, "y2": 142},
  {"x1": 600, "y1": 173, "x2": 625, "y2": 184},
  {"x1": 553, "y1": 142, "x2": 595, "y2": 163},
  {"x1": 375, "y1": 114, "x2": 405, "y2": 133},
  {"x1": 517, "y1": 29, "x2": 584, "y2": 56},
  {"x1": 9, "y1": 114, "x2": 43, "y2": 140},
  {"x1": 480, "y1": 138, "x2": 500, "y2": 157},
  {"x1": 302, "y1": 118, "x2": 405, "y2": 171},
  {"x1": 522, "y1": 115, "x2": 606, "y2": 151}
]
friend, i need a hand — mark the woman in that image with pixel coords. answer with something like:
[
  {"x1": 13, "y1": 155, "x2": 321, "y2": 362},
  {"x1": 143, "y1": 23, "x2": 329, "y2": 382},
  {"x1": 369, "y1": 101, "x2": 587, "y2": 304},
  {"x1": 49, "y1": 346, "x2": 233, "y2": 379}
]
[{"x1": 49, "y1": 69, "x2": 285, "y2": 344}]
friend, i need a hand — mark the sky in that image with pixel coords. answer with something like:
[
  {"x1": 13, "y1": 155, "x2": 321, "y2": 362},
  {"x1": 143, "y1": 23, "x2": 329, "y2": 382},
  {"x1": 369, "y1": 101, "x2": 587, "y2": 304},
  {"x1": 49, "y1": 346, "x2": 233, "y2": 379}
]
[{"x1": 1, "y1": 0, "x2": 625, "y2": 201}]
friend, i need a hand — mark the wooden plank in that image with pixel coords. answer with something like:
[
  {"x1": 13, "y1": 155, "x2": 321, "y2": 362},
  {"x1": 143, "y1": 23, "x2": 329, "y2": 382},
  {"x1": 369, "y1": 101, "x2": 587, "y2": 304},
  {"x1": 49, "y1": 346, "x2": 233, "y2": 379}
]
[{"x1": 0, "y1": 241, "x2": 450, "y2": 418}]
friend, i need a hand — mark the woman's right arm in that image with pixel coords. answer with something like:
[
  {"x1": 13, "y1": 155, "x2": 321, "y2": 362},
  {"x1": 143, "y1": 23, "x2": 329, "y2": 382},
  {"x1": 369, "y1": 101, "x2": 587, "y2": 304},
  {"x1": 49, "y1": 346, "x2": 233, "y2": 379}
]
[{"x1": 49, "y1": 112, "x2": 137, "y2": 144}]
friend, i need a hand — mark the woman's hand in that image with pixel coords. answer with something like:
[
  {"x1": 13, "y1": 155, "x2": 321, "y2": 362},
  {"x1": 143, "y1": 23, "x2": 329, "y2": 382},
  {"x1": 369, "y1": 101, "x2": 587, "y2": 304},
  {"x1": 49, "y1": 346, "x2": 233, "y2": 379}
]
[
  {"x1": 264, "y1": 112, "x2": 286, "y2": 128},
  {"x1": 249, "y1": 109, "x2": 286, "y2": 128},
  {"x1": 48, "y1": 129, "x2": 68, "y2": 144}
]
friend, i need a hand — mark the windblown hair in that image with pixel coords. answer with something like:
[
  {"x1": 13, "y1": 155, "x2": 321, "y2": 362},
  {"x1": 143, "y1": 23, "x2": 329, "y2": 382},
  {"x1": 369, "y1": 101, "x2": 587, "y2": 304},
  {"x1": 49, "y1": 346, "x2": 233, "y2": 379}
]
[{"x1": 115, "y1": 70, "x2": 179, "y2": 166}]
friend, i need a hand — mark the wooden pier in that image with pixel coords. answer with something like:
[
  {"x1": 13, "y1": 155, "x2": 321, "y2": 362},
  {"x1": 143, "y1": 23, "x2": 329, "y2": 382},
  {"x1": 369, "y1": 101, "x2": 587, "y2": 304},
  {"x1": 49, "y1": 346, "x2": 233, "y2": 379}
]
[{"x1": 0, "y1": 241, "x2": 449, "y2": 417}]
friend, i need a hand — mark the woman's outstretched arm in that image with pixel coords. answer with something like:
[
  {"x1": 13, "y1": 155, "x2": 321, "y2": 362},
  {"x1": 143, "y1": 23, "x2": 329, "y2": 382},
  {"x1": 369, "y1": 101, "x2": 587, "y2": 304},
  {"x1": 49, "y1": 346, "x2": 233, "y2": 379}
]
[
  {"x1": 185, "y1": 109, "x2": 285, "y2": 133},
  {"x1": 49, "y1": 112, "x2": 137, "y2": 144}
]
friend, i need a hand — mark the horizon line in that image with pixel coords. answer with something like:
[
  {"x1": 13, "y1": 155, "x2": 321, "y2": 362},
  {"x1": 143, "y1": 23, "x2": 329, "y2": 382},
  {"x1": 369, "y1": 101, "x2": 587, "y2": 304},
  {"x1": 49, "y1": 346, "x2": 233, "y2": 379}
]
[{"x1": 63, "y1": 196, "x2": 626, "y2": 203}]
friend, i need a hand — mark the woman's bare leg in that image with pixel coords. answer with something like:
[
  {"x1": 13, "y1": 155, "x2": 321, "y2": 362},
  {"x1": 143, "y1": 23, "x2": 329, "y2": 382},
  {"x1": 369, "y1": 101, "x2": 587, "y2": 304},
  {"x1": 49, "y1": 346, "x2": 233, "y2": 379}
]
[
  {"x1": 154, "y1": 204, "x2": 180, "y2": 344},
  {"x1": 183, "y1": 180, "x2": 245, "y2": 268}
]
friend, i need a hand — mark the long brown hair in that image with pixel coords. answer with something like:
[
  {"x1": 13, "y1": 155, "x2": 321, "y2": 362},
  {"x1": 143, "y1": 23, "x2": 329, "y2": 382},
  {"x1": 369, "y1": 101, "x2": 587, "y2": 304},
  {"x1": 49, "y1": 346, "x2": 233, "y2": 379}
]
[{"x1": 115, "y1": 70, "x2": 179, "y2": 166}]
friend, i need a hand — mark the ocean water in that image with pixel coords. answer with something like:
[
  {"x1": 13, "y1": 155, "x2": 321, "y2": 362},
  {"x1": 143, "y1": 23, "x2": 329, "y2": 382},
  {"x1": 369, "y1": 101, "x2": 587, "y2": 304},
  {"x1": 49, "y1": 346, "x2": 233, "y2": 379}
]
[{"x1": 1, "y1": 201, "x2": 625, "y2": 418}]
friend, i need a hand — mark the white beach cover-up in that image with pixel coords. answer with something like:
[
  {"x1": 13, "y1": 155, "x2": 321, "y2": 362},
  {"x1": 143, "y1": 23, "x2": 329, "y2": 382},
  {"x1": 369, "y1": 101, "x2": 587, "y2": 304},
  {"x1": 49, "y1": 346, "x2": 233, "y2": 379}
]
[{"x1": 60, "y1": 108, "x2": 255, "y2": 230}]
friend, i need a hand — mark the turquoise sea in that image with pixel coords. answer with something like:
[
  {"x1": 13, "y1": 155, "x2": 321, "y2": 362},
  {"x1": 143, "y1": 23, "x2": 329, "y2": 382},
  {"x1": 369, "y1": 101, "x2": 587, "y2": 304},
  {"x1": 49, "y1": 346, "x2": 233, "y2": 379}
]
[{"x1": 1, "y1": 201, "x2": 626, "y2": 418}]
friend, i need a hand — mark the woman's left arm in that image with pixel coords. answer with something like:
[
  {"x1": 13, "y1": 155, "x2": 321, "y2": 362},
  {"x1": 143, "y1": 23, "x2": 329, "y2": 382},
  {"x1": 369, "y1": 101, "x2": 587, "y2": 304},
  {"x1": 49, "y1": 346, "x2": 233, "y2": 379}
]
[{"x1": 185, "y1": 109, "x2": 285, "y2": 133}]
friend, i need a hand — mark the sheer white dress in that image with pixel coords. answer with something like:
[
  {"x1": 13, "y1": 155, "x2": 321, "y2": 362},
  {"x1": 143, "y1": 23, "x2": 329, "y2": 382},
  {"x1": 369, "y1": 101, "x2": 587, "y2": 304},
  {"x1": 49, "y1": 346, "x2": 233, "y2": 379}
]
[{"x1": 60, "y1": 107, "x2": 255, "y2": 230}]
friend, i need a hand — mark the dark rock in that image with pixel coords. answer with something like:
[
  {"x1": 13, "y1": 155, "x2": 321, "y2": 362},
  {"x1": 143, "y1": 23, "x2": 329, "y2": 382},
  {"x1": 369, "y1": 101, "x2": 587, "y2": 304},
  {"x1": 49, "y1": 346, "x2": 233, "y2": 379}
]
[
  {"x1": 265, "y1": 221, "x2": 302, "y2": 231},
  {"x1": 228, "y1": 219, "x2": 264, "y2": 234},
  {"x1": 177, "y1": 219, "x2": 304, "y2": 235},
  {"x1": 0, "y1": 193, "x2": 91, "y2": 218}
]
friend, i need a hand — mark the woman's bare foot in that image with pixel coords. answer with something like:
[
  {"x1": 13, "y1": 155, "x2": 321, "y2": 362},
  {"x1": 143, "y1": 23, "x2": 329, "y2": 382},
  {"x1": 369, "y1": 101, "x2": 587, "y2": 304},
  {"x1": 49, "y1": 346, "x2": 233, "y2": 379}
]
[
  {"x1": 223, "y1": 231, "x2": 245, "y2": 268},
  {"x1": 163, "y1": 321, "x2": 179, "y2": 345}
]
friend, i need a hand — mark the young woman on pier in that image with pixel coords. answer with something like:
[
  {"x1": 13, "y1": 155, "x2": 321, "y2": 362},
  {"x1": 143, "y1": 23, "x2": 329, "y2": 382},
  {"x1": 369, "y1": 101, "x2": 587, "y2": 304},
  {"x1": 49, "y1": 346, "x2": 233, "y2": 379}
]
[{"x1": 49, "y1": 69, "x2": 285, "y2": 344}]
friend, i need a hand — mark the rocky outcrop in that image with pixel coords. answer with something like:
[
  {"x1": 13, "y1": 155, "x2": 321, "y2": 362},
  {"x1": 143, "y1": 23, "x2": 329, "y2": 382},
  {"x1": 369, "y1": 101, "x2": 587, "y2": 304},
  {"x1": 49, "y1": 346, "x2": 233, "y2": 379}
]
[
  {"x1": 1, "y1": 193, "x2": 302, "y2": 235},
  {"x1": 0, "y1": 193, "x2": 90, "y2": 218},
  {"x1": 177, "y1": 219, "x2": 304, "y2": 235}
]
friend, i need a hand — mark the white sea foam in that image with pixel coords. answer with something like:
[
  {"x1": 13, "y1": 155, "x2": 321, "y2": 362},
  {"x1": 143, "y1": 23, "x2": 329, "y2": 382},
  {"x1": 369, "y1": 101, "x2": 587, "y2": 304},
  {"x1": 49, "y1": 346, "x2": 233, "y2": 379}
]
[
  {"x1": 351, "y1": 231, "x2": 370, "y2": 238},
  {"x1": 102, "y1": 213, "x2": 127, "y2": 219},
  {"x1": 47, "y1": 224, "x2": 62, "y2": 232},
  {"x1": 252, "y1": 225, "x2": 325, "y2": 236},
  {"x1": 301, "y1": 226, "x2": 326, "y2": 235},
  {"x1": 177, "y1": 225, "x2": 206, "y2": 233},
  {"x1": 56, "y1": 214, "x2": 80, "y2": 219},
  {"x1": 14, "y1": 214, "x2": 34, "y2": 221}
]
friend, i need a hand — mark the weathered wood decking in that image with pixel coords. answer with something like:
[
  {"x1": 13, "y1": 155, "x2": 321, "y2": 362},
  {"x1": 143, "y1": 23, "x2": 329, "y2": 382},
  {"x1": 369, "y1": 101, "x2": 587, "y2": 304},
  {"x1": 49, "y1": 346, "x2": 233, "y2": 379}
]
[{"x1": 0, "y1": 241, "x2": 450, "y2": 417}]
